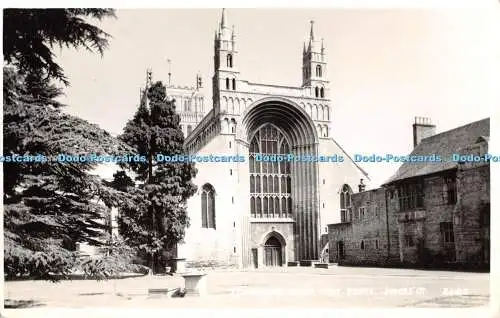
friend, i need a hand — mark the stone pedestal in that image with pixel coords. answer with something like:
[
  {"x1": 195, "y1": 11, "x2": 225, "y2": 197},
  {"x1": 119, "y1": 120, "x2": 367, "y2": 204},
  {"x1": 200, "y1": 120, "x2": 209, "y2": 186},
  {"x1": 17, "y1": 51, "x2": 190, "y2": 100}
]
[{"x1": 182, "y1": 273, "x2": 207, "y2": 296}]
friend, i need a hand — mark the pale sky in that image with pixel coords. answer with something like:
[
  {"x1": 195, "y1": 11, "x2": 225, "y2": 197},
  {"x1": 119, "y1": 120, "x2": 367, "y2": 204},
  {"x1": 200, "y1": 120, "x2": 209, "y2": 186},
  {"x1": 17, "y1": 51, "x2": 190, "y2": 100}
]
[{"x1": 56, "y1": 8, "x2": 500, "y2": 188}]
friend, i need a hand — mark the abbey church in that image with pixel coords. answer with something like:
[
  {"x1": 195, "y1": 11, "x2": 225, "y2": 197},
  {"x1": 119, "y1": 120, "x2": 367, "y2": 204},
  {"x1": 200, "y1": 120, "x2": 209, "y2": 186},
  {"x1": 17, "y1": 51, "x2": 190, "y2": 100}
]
[{"x1": 165, "y1": 9, "x2": 369, "y2": 269}]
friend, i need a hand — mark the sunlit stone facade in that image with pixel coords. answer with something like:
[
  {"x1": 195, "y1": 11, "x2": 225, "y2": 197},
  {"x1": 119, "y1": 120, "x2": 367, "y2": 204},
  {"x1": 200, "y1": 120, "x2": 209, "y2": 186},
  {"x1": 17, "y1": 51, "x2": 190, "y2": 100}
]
[{"x1": 178, "y1": 10, "x2": 368, "y2": 269}]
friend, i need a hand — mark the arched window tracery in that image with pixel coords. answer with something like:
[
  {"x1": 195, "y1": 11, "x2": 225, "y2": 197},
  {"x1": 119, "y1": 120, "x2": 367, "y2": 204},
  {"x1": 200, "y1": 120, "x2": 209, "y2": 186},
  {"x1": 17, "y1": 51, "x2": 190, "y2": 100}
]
[{"x1": 249, "y1": 124, "x2": 292, "y2": 218}]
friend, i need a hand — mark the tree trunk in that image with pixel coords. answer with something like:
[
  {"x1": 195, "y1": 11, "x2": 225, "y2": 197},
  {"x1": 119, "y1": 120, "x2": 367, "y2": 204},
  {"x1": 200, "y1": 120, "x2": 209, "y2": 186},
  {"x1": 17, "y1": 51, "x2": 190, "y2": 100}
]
[
  {"x1": 148, "y1": 152, "x2": 155, "y2": 275},
  {"x1": 148, "y1": 252, "x2": 154, "y2": 275}
]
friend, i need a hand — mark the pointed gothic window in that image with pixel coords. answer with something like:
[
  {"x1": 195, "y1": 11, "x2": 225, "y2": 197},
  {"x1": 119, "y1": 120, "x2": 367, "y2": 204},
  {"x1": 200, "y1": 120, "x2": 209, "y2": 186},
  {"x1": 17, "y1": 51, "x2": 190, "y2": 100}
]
[
  {"x1": 227, "y1": 54, "x2": 233, "y2": 68},
  {"x1": 315, "y1": 87, "x2": 319, "y2": 98},
  {"x1": 232, "y1": 78, "x2": 236, "y2": 90},
  {"x1": 320, "y1": 87, "x2": 325, "y2": 98},
  {"x1": 201, "y1": 184, "x2": 216, "y2": 229},
  {"x1": 249, "y1": 124, "x2": 292, "y2": 218},
  {"x1": 225, "y1": 78, "x2": 230, "y2": 90}
]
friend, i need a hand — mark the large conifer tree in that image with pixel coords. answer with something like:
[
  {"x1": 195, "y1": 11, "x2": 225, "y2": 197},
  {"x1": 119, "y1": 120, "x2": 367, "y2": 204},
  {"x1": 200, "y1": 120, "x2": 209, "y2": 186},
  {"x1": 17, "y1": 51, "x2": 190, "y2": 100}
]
[
  {"x1": 3, "y1": 68, "x2": 137, "y2": 280},
  {"x1": 2, "y1": 9, "x2": 136, "y2": 280},
  {"x1": 118, "y1": 81, "x2": 197, "y2": 273}
]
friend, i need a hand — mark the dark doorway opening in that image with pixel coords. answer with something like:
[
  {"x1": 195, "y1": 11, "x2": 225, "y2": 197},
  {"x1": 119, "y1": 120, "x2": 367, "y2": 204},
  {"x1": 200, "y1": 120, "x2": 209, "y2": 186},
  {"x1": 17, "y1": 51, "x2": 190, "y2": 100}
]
[
  {"x1": 337, "y1": 241, "x2": 345, "y2": 260},
  {"x1": 264, "y1": 236, "x2": 282, "y2": 267}
]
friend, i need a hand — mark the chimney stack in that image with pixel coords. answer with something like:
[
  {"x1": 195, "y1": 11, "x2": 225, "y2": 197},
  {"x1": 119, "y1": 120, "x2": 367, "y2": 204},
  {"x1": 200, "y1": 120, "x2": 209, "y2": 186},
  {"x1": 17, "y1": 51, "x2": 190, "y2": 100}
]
[
  {"x1": 413, "y1": 116, "x2": 436, "y2": 147},
  {"x1": 358, "y1": 179, "x2": 366, "y2": 192}
]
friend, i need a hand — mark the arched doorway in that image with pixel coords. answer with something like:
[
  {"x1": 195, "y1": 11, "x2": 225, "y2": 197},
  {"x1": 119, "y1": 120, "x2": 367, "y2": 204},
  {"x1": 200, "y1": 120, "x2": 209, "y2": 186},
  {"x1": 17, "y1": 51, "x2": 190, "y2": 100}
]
[{"x1": 264, "y1": 236, "x2": 282, "y2": 267}]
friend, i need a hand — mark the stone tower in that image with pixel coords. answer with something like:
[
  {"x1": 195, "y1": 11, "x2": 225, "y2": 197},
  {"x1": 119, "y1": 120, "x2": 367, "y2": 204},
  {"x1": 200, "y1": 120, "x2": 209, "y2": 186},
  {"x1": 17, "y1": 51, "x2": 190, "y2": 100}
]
[
  {"x1": 302, "y1": 21, "x2": 328, "y2": 99},
  {"x1": 213, "y1": 8, "x2": 239, "y2": 115}
]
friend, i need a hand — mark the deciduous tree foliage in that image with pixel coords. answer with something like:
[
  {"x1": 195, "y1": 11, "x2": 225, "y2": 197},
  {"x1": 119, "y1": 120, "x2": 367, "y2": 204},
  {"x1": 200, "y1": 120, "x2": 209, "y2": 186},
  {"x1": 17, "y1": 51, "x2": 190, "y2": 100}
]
[{"x1": 118, "y1": 81, "x2": 198, "y2": 273}]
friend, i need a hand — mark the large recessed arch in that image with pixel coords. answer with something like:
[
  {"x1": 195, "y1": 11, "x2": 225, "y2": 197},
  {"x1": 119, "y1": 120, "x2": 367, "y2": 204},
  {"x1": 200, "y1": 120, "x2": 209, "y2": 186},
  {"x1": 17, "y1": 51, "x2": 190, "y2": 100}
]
[
  {"x1": 236, "y1": 96, "x2": 319, "y2": 146},
  {"x1": 237, "y1": 96, "x2": 321, "y2": 261}
]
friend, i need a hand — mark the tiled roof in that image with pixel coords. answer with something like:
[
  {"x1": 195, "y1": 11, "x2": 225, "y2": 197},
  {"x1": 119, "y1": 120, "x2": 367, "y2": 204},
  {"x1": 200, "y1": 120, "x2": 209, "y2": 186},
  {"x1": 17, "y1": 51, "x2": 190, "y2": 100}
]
[{"x1": 384, "y1": 118, "x2": 490, "y2": 185}]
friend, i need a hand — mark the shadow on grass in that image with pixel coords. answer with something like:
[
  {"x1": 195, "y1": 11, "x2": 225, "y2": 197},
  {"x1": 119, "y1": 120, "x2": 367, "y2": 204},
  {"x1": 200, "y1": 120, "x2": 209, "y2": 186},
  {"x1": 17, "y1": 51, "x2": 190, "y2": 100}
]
[{"x1": 4, "y1": 299, "x2": 46, "y2": 308}]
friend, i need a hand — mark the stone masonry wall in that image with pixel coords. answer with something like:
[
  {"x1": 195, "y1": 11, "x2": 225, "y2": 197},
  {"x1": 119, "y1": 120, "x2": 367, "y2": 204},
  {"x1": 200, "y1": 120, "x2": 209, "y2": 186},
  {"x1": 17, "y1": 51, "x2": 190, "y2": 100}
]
[
  {"x1": 455, "y1": 163, "x2": 490, "y2": 267},
  {"x1": 386, "y1": 165, "x2": 489, "y2": 269},
  {"x1": 328, "y1": 188, "x2": 399, "y2": 265},
  {"x1": 422, "y1": 175, "x2": 456, "y2": 262}
]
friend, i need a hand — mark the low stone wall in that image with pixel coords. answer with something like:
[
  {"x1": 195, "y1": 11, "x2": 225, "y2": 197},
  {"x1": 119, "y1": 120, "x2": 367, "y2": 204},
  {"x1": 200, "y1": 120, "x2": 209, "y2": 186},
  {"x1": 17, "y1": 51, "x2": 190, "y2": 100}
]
[
  {"x1": 186, "y1": 260, "x2": 238, "y2": 271},
  {"x1": 337, "y1": 258, "x2": 489, "y2": 272}
]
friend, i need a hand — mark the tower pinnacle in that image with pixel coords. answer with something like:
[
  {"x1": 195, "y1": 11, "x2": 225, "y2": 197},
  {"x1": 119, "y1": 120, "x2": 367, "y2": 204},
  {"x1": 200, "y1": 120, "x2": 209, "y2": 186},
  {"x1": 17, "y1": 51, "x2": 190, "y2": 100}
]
[
  {"x1": 302, "y1": 21, "x2": 327, "y2": 89},
  {"x1": 221, "y1": 8, "x2": 226, "y2": 29},
  {"x1": 309, "y1": 20, "x2": 315, "y2": 41}
]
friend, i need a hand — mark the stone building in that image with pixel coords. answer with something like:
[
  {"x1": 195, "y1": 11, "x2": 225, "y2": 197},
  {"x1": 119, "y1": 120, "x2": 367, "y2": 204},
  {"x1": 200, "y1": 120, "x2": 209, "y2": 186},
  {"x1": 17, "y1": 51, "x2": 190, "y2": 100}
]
[
  {"x1": 141, "y1": 69, "x2": 207, "y2": 138},
  {"x1": 175, "y1": 9, "x2": 369, "y2": 269},
  {"x1": 165, "y1": 78, "x2": 206, "y2": 138},
  {"x1": 328, "y1": 117, "x2": 490, "y2": 270},
  {"x1": 327, "y1": 185, "x2": 400, "y2": 266}
]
